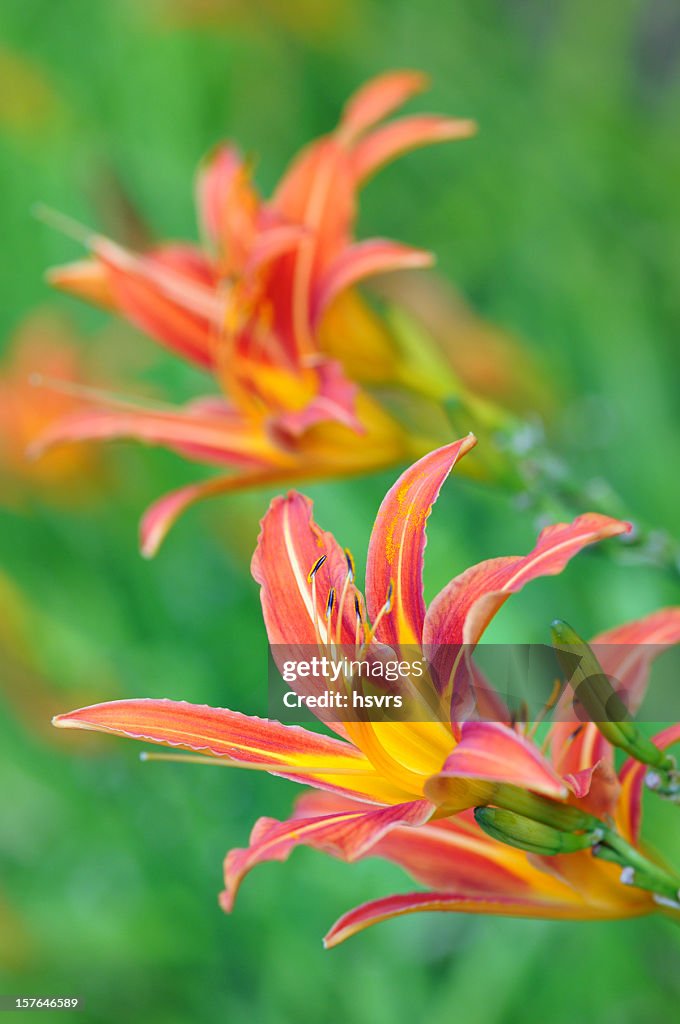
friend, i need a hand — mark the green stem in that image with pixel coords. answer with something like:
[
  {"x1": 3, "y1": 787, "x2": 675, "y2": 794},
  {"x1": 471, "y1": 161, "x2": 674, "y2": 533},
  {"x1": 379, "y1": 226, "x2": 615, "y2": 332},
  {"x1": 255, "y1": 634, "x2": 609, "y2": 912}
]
[
  {"x1": 594, "y1": 827, "x2": 680, "y2": 906},
  {"x1": 498, "y1": 421, "x2": 680, "y2": 579}
]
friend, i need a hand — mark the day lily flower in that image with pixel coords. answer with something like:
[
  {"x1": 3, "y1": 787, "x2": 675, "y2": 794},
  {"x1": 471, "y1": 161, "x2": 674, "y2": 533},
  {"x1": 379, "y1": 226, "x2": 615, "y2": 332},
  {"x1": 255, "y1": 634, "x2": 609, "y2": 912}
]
[
  {"x1": 52, "y1": 440, "x2": 680, "y2": 944},
  {"x1": 34, "y1": 70, "x2": 482, "y2": 556}
]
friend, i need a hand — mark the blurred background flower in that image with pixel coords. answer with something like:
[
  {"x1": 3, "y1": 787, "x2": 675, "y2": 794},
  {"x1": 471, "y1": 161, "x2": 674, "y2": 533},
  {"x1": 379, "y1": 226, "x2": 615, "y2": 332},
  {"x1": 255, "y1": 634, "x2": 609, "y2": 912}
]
[
  {"x1": 34, "y1": 71, "x2": 505, "y2": 556},
  {"x1": 2, "y1": 1, "x2": 680, "y2": 1022},
  {"x1": 0, "y1": 310, "x2": 108, "y2": 505}
]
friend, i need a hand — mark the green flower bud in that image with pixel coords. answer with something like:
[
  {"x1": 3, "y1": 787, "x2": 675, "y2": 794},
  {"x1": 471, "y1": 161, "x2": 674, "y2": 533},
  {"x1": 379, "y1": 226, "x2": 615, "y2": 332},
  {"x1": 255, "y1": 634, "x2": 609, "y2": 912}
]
[
  {"x1": 551, "y1": 619, "x2": 674, "y2": 772},
  {"x1": 474, "y1": 806, "x2": 603, "y2": 856},
  {"x1": 431, "y1": 776, "x2": 598, "y2": 832}
]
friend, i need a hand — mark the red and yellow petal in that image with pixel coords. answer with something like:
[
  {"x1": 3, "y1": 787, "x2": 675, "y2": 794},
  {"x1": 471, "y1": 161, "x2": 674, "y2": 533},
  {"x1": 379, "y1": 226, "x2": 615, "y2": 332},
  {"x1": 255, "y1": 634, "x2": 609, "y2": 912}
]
[
  {"x1": 270, "y1": 358, "x2": 361, "y2": 437},
  {"x1": 52, "y1": 239, "x2": 221, "y2": 369},
  {"x1": 424, "y1": 722, "x2": 567, "y2": 811},
  {"x1": 365, "y1": 437, "x2": 477, "y2": 647},
  {"x1": 323, "y1": 886, "x2": 623, "y2": 947},
  {"x1": 46, "y1": 258, "x2": 116, "y2": 310},
  {"x1": 312, "y1": 240, "x2": 433, "y2": 325},
  {"x1": 291, "y1": 791, "x2": 567, "y2": 896},
  {"x1": 29, "y1": 397, "x2": 289, "y2": 470},
  {"x1": 338, "y1": 70, "x2": 430, "y2": 143},
  {"x1": 140, "y1": 468, "x2": 300, "y2": 559},
  {"x1": 221, "y1": 798, "x2": 432, "y2": 911},
  {"x1": 195, "y1": 144, "x2": 259, "y2": 266},
  {"x1": 423, "y1": 514, "x2": 631, "y2": 704},
  {"x1": 51, "y1": 698, "x2": 412, "y2": 804},
  {"x1": 424, "y1": 514, "x2": 631, "y2": 651},
  {"x1": 351, "y1": 114, "x2": 477, "y2": 185},
  {"x1": 532, "y1": 850, "x2": 652, "y2": 916},
  {"x1": 98, "y1": 241, "x2": 221, "y2": 366},
  {"x1": 252, "y1": 490, "x2": 359, "y2": 650}
]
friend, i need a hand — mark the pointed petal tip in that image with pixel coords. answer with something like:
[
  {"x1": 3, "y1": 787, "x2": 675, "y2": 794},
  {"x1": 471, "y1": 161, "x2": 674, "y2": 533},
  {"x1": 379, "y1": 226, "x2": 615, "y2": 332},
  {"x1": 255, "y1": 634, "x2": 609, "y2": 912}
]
[
  {"x1": 139, "y1": 527, "x2": 159, "y2": 560},
  {"x1": 393, "y1": 68, "x2": 430, "y2": 91},
  {"x1": 139, "y1": 485, "x2": 203, "y2": 559},
  {"x1": 436, "y1": 117, "x2": 478, "y2": 139},
  {"x1": 44, "y1": 263, "x2": 83, "y2": 294},
  {"x1": 218, "y1": 889, "x2": 234, "y2": 915},
  {"x1": 45, "y1": 264, "x2": 69, "y2": 286},
  {"x1": 605, "y1": 517, "x2": 632, "y2": 538},
  {"x1": 446, "y1": 432, "x2": 478, "y2": 461},
  {"x1": 396, "y1": 245, "x2": 434, "y2": 268},
  {"x1": 198, "y1": 140, "x2": 242, "y2": 167},
  {"x1": 139, "y1": 516, "x2": 161, "y2": 559},
  {"x1": 52, "y1": 711, "x2": 80, "y2": 729},
  {"x1": 342, "y1": 70, "x2": 431, "y2": 130},
  {"x1": 365, "y1": 434, "x2": 478, "y2": 644}
]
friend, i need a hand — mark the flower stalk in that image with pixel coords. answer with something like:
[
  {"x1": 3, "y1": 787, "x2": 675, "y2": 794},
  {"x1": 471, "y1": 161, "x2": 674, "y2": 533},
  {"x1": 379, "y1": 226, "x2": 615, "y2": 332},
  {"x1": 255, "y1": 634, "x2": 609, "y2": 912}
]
[{"x1": 593, "y1": 829, "x2": 680, "y2": 907}]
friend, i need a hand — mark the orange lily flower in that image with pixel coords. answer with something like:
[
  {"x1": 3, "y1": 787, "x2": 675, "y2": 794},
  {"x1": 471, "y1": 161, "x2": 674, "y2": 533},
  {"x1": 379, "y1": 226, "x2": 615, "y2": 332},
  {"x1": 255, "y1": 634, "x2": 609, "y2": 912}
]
[
  {"x1": 35, "y1": 70, "x2": 478, "y2": 556},
  {"x1": 52, "y1": 440, "x2": 680, "y2": 943}
]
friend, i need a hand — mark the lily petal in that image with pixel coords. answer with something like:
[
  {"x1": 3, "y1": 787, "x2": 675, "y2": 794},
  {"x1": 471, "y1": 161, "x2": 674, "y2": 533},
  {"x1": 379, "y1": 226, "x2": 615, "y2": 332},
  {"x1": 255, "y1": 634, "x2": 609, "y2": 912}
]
[
  {"x1": 221, "y1": 798, "x2": 432, "y2": 911},
  {"x1": 52, "y1": 698, "x2": 411, "y2": 804},
  {"x1": 246, "y1": 223, "x2": 310, "y2": 275},
  {"x1": 365, "y1": 437, "x2": 477, "y2": 646},
  {"x1": 352, "y1": 114, "x2": 477, "y2": 185},
  {"x1": 291, "y1": 791, "x2": 567, "y2": 896},
  {"x1": 339, "y1": 70, "x2": 429, "y2": 142},
  {"x1": 312, "y1": 240, "x2": 433, "y2": 324},
  {"x1": 549, "y1": 722, "x2": 612, "y2": 786},
  {"x1": 195, "y1": 144, "x2": 258, "y2": 264},
  {"x1": 562, "y1": 761, "x2": 620, "y2": 820},
  {"x1": 531, "y1": 850, "x2": 652, "y2": 914},
  {"x1": 52, "y1": 698, "x2": 352, "y2": 761},
  {"x1": 252, "y1": 491, "x2": 359, "y2": 650},
  {"x1": 425, "y1": 722, "x2": 567, "y2": 810},
  {"x1": 323, "y1": 888, "x2": 611, "y2": 947},
  {"x1": 46, "y1": 258, "x2": 116, "y2": 310},
  {"x1": 423, "y1": 514, "x2": 631, "y2": 700},
  {"x1": 139, "y1": 468, "x2": 300, "y2": 559},
  {"x1": 52, "y1": 241, "x2": 220, "y2": 369},
  {"x1": 29, "y1": 398, "x2": 288, "y2": 469},
  {"x1": 271, "y1": 358, "x2": 361, "y2": 438}
]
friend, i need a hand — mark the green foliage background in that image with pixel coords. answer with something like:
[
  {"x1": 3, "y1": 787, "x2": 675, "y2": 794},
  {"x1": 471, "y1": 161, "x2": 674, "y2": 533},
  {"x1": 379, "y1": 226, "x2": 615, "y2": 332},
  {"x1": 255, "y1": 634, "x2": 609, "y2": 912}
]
[{"x1": 1, "y1": 1, "x2": 679, "y2": 1021}]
